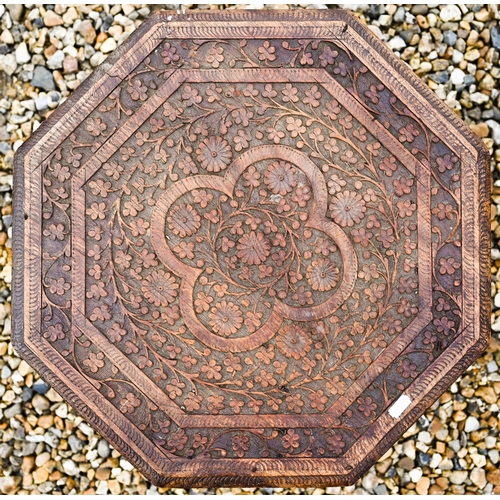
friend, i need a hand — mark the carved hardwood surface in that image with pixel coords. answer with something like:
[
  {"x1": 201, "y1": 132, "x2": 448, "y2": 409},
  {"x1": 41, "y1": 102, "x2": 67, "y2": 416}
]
[{"x1": 13, "y1": 9, "x2": 490, "y2": 488}]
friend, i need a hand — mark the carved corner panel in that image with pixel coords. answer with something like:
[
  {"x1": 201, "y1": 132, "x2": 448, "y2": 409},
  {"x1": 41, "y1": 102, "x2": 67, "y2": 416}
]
[{"x1": 13, "y1": 10, "x2": 490, "y2": 488}]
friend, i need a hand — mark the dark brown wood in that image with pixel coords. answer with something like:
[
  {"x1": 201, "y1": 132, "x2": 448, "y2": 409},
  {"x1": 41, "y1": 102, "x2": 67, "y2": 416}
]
[{"x1": 12, "y1": 9, "x2": 490, "y2": 488}]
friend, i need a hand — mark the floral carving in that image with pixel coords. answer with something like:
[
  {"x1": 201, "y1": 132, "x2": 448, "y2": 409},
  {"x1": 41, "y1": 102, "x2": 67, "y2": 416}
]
[{"x1": 36, "y1": 24, "x2": 468, "y2": 468}]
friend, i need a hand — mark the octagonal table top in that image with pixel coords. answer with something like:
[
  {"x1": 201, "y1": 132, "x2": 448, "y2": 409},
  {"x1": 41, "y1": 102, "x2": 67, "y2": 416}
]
[{"x1": 13, "y1": 9, "x2": 490, "y2": 488}]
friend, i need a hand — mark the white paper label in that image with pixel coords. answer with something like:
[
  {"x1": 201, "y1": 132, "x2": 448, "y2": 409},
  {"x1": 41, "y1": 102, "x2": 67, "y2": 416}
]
[{"x1": 388, "y1": 395, "x2": 411, "y2": 418}]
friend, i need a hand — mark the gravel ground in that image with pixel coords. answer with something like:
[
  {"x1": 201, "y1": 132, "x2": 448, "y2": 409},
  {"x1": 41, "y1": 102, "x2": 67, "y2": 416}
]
[{"x1": 0, "y1": 3, "x2": 500, "y2": 495}]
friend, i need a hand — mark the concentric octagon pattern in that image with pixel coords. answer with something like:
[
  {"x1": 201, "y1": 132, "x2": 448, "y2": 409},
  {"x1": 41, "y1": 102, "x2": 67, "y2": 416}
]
[{"x1": 14, "y1": 10, "x2": 490, "y2": 488}]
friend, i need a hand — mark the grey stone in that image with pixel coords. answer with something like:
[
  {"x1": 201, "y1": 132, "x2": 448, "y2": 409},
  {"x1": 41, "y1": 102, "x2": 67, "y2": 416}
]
[
  {"x1": 6, "y1": 5, "x2": 24, "y2": 22},
  {"x1": 97, "y1": 438, "x2": 111, "y2": 458},
  {"x1": 393, "y1": 6, "x2": 405, "y2": 24},
  {"x1": 31, "y1": 65, "x2": 54, "y2": 91},
  {"x1": 32, "y1": 379, "x2": 49, "y2": 394},
  {"x1": 429, "y1": 71, "x2": 449, "y2": 84},
  {"x1": 443, "y1": 30, "x2": 457, "y2": 46},
  {"x1": 43, "y1": 430, "x2": 60, "y2": 448},
  {"x1": 46, "y1": 50, "x2": 65, "y2": 70},
  {"x1": 68, "y1": 435, "x2": 85, "y2": 453},
  {"x1": 374, "y1": 484, "x2": 388, "y2": 495},
  {"x1": 4, "y1": 403, "x2": 22, "y2": 419},
  {"x1": 491, "y1": 26, "x2": 500, "y2": 50},
  {"x1": 0, "y1": 443, "x2": 13, "y2": 459},
  {"x1": 410, "y1": 4, "x2": 428, "y2": 16}
]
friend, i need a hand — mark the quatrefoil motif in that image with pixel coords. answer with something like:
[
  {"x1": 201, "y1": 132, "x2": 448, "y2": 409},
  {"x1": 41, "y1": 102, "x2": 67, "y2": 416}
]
[{"x1": 151, "y1": 145, "x2": 358, "y2": 352}]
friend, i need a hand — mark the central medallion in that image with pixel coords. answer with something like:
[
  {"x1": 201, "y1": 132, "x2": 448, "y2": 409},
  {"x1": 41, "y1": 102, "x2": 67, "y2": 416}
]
[{"x1": 151, "y1": 145, "x2": 358, "y2": 352}]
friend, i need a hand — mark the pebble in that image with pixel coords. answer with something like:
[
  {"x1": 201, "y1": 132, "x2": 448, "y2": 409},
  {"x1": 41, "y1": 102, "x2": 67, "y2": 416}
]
[
  {"x1": 15, "y1": 42, "x2": 30, "y2": 64},
  {"x1": 31, "y1": 66, "x2": 55, "y2": 91},
  {"x1": 43, "y1": 10, "x2": 64, "y2": 27},
  {"x1": 415, "y1": 476, "x2": 430, "y2": 495},
  {"x1": 449, "y1": 470, "x2": 468, "y2": 485},
  {"x1": 450, "y1": 67, "x2": 466, "y2": 86},
  {"x1": 46, "y1": 50, "x2": 65, "y2": 70},
  {"x1": 0, "y1": 476, "x2": 21, "y2": 494},
  {"x1": 487, "y1": 120, "x2": 500, "y2": 145},
  {"x1": 62, "y1": 459, "x2": 80, "y2": 476},
  {"x1": 100, "y1": 37, "x2": 117, "y2": 54},
  {"x1": 439, "y1": 5, "x2": 462, "y2": 23},
  {"x1": 464, "y1": 416, "x2": 480, "y2": 432},
  {"x1": 32, "y1": 393, "x2": 50, "y2": 412},
  {"x1": 98, "y1": 438, "x2": 111, "y2": 458}
]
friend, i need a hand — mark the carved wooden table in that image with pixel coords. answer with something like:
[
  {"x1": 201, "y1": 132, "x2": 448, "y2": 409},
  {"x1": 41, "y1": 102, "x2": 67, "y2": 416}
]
[{"x1": 13, "y1": 9, "x2": 490, "y2": 488}]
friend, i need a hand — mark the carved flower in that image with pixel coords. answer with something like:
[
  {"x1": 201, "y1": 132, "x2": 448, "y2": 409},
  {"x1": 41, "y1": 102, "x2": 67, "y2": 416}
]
[
  {"x1": 120, "y1": 392, "x2": 141, "y2": 414},
  {"x1": 168, "y1": 429, "x2": 188, "y2": 451},
  {"x1": 232, "y1": 434, "x2": 250, "y2": 457},
  {"x1": 196, "y1": 136, "x2": 232, "y2": 172},
  {"x1": 398, "y1": 123, "x2": 419, "y2": 143},
  {"x1": 397, "y1": 358, "x2": 418, "y2": 379},
  {"x1": 209, "y1": 301, "x2": 243, "y2": 337},
  {"x1": 258, "y1": 40, "x2": 276, "y2": 62},
  {"x1": 326, "y1": 432, "x2": 345, "y2": 454},
  {"x1": 206, "y1": 46, "x2": 224, "y2": 68},
  {"x1": 236, "y1": 231, "x2": 271, "y2": 266},
  {"x1": 357, "y1": 396, "x2": 377, "y2": 418},
  {"x1": 282, "y1": 429, "x2": 300, "y2": 450},
  {"x1": 83, "y1": 351, "x2": 105, "y2": 373},
  {"x1": 329, "y1": 190, "x2": 366, "y2": 227},
  {"x1": 167, "y1": 204, "x2": 201, "y2": 237},
  {"x1": 128, "y1": 79, "x2": 148, "y2": 101},
  {"x1": 310, "y1": 389, "x2": 328, "y2": 411},
  {"x1": 306, "y1": 258, "x2": 340, "y2": 292},
  {"x1": 276, "y1": 325, "x2": 312, "y2": 360},
  {"x1": 161, "y1": 42, "x2": 180, "y2": 65},
  {"x1": 320, "y1": 45, "x2": 338, "y2": 67},
  {"x1": 436, "y1": 154, "x2": 458, "y2": 173},
  {"x1": 43, "y1": 323, "x2": 65, "y2": 342},
  {"x1": 264, "y1": 161, "x2": 297, "y2": 195},
  {"x1": 142, "y1": 270, "x2": 179, "y2": 306},
  {"x1": 86, "y1": 117, "x2": 107, "y2": 137}
]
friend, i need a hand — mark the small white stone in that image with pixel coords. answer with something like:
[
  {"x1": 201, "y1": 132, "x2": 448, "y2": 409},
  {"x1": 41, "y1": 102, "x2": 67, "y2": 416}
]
[
  {"x1": 440, "y1": 4, "x2": 462, "y2": 22},
  {"x1": 452, "y1": 49, "x2": 464, "y2": 64},
  {"x1": 403, "y1": 441, "x2": 416, "y2": 460},
  {"x1": 409, "y1": 468, "x2": 422, "y2": 483},
  {"x1": 387, "y1": 36, "x2": 406, "y2": 51},
  {"x1": 63, "y1": 459, "x2": 80, "y2": 476},
  {"x1": 55, "y1": 403, "x2": 68, "y2": 419},
  {"x1": 100, "y1": 37, "x2": 117, "y2": 54},
  {"x1": 15, "y1": 42, "x2": 30, "y2": 64},
  {"x1": 487, "y1": 120, "x2": 500, "y2": 145},
  {"x1": 417, "y1": 431, "x2": 432, "y2": 444},
  {"x1": 471, "y1": 453, "x2": 486, "y2": 468},
  {"x1": 120, "y1": 459, "x2": 134, "y2": 471},
  {"x1": 450, "y1": 67, "x2": 465, "y2": 86},
  {"x1": 47, "y1": 50, "x2": 65, "y2": 70},
  {"x1": 96, "y1": 480, "x2": 108, "y2": 495},
  {"x1": 487, "y1": 360, "x2": 499, "y2": 373},
  {"x1": 450, "y1": 470, "x2": 469, "y2": 485},
  {"x1": 464, "y1": 416, "x2": 480, "y2": 433},
  {"x1": 367, "y1": 25, "x2": 383, "y2": 40},
  {"x1": 470, "y1": 92, "x2": 489, "y2": 104},
  {"x1": 488, "y1": 449, "x2": 499, "y2": 464},
  {"x1": 429, "y1": 453, "x2": 442, "y2": 469}
]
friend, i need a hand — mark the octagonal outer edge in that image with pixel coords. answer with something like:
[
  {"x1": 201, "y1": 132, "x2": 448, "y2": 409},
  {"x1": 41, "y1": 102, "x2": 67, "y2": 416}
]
[{"x1": 12, "y1": 8, "x2": 490, "y2": 488}]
